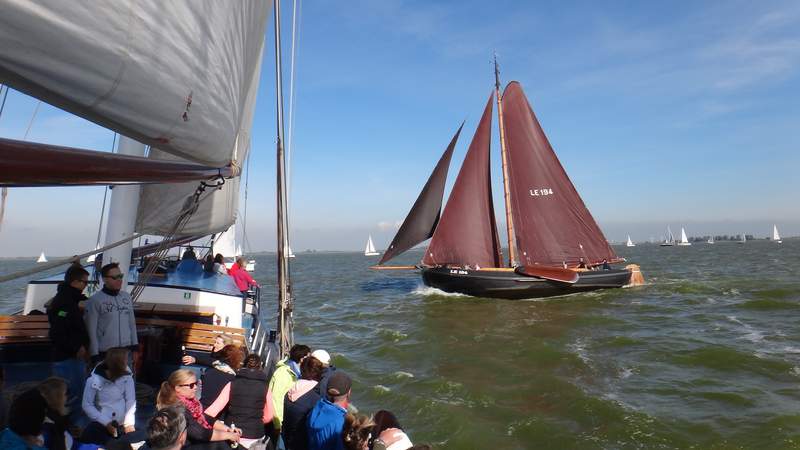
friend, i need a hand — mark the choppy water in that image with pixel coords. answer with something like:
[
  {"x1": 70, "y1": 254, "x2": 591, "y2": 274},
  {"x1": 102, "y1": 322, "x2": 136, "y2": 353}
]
[{"x1": 3, "y1": 240, "x2": 800, "y2": 448}]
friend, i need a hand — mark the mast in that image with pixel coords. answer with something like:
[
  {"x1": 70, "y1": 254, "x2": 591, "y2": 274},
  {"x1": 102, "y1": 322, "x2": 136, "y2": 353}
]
[
  {"x1": 494, "y1": 55, "x2": 517, "y2": 267},
  {"x1": 274, "y1": 0, "x2": 293, "y2": 356}
]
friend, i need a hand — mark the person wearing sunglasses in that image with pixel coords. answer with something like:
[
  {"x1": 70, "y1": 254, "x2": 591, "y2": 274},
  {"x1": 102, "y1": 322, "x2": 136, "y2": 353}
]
[
  {"x1": 156, "y1": 369, "x2": 241, "y2": 448},
  {"x1": 46, "y1": 263, "x2": 91, "y2": 422},
  {"x1": 85, "y1": 262, "x2": 139, "y2": 365}
]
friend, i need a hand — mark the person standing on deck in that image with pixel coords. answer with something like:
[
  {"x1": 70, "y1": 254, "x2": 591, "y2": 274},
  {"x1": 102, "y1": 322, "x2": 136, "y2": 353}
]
[
  {"x1": 269, "y1": 344, "x2": 310, "y2": 433},
  {"x1": 228, "y1": 257, "x2": 259, "y2": 295},
  {"x1": 85, "y1": 263, "x2": 138, "y2": 365},
  {"x1": 46, "y1": 263, "x2": 91, "y2": 421},
  {"x1": 306, "y1": 372, "x2": 352, "y2": 450}
]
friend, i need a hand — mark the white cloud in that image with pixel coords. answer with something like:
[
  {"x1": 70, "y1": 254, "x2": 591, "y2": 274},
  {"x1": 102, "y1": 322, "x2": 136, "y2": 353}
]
[{"x1": 377, "y1": 220, "x2": 402, "y2": 231}]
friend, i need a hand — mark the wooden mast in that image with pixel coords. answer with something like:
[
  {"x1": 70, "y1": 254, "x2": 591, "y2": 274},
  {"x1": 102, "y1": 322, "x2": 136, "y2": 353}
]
[
  {"x1": 274, "y1": 0, "x2": 293, "y2": 357},
  {"x1": 494, "y1": 55, "x2": 517, "y2": 267}
]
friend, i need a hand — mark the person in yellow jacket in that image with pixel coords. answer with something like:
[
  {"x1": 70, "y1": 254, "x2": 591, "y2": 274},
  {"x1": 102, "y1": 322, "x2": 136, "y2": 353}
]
[{"x1": 268, "y1": 344, "x2": 310, "y2": 431}]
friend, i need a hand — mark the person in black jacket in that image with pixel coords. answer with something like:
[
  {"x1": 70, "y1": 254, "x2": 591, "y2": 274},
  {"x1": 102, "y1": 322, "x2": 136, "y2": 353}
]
[
  {"x1": 46, "y1": 263, "x2": 90, "y2": 421},
  {"x1": 281, "y1": 355, "x2": 324, "y2": 450}
]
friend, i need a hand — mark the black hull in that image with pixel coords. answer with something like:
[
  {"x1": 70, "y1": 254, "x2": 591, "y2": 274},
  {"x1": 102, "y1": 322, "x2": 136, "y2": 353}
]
[{"x1": 421, "y1": 267, "x2": 631, "y2": 300}]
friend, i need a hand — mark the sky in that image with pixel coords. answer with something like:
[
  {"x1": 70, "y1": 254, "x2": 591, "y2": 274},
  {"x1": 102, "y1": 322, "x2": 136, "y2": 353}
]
[{"x1": 1, "y1": 0, "x2": 799, "y2": 256}]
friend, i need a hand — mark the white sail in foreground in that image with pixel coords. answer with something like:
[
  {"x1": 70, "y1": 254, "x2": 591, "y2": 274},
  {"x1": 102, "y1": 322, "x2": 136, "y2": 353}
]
[
  {"x1": 365, "y1": 235, "x2": 380, "y2": 256},
  {"x1": 36, "y1": 252, "x2": 47, "y2": 263},
  {"x1": 626, "y1": 236, "x2": 635, "y2": 247},
  {"x1": 773, "y1": 225, "x2": 782, "y2": 243},
  {"x1": 677, "y1": 227, "x2": 692, "y2": 246}
]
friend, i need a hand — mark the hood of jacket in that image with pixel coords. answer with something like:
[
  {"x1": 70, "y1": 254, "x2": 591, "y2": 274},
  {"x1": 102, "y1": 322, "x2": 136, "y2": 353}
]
[
  {"x1": 90, "y1": 362, "x2": 131, "y2": 383},
  {"x1": 286, "y1": 379, "x2": 318, "y2": 402}
]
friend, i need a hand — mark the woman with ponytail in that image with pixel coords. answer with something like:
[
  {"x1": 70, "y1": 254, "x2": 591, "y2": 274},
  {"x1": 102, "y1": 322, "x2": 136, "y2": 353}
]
[{"x1": 156, "y1": 369, "x2": 240, "y2": 449}]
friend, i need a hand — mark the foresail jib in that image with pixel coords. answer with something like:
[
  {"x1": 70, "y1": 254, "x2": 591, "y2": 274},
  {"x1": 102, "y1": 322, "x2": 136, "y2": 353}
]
[
  {"x1": 502, "y1": 82, "x2": 617, "y2": 266},
  {"x1": 423, "y1": 93, "x2": 502, "y2": 269},
  {"x1": 378, "y1": 124, "x2": 463, "y2": 265}
]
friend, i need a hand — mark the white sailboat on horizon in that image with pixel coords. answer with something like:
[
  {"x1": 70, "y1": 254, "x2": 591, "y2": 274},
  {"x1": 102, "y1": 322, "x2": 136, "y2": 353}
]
[
  {"x1": 773, "y1": 225, "x2": 782, "y2": 244},
  {"x1": 677, "y1": 227, "x2": 692, "y2": 246},
  {"x1": 36, "y1": 252, "x2": 47, "y2": 263},
  {"x1": 739, "y1": 233, "x2": 746, "y2": 244},
  {"x1": 364, "y1": 235, "x2": 380, "y2": 256},
  {"x1": 660, "y1": 226, "x2": 675, "y2": 246},
  {"x1": 707, "y1": 236, "x2": 714, "y2": 244},
  {"x1": 626, "y1": 235, "x2": 635, "y2": 247}
]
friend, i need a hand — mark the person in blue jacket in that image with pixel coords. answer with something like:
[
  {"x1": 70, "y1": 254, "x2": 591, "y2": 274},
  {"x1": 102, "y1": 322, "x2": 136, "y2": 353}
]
[{"x1": 306, "y1": 372, "x2": 352, "y2": 450}]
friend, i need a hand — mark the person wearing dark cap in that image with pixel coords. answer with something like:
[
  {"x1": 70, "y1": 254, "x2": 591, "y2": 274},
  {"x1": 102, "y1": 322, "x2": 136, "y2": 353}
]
[{"x1": 306, "y1": 371, "x2": 352, "y2": 450}]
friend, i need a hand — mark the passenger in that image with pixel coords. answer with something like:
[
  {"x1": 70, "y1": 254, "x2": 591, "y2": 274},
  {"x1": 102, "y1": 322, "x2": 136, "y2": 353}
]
[
  {"x1": 203, "y1": 254, "x2": 216, "y2": 273},
  {"x1": 200, "y1": 345, "x2": 245, "y2": 413},
  {"x1": 182, "y1": 334, "x2": 235, "y2": 367},
  {"x1": 0, "y1": 388, "x2": 48, "y2": 449},
  {"x1": 182, "y1": 246, "x2": 197, "y2": 261},
  {"x1": 369, "y1": 411, "x2": 420, "y2": 450},
  {"x1": 38, "y1": 377, "x2": 76, "y2": 450},
  {"x1": 85, "y1": 263, "x2": 138, "y2": 366},
  {"x1": 306, "y1": 371, "x2": 352, "y2": 450},
  {"x1": 156, "y1": 369, "x2": 241, "y2": 449},
  {"x1": 577, "y1": 258, "x2": 587, "y2": 269},
  {"x1": 342, "y1": 414, "x2": 374, "y2": 450},
  {"x1": 140, "y1": 406, "x2": 187, "y2": 450},
  {"x1": 602, "y1": 259, "x2": 611, "y2": 270},
  {"x1": 80, "y1": 348, "x2": 144, "y2": 446},
  {"x1": 46, "y1": 264, "x2": 91, "y2": 419},
  {"x1": 205, "y1": 354, "x2": 270, "y2": 448},
  {"x1": 311, "y1": 349, "x2": 335, "y2": 398},
  {"x1": 269, "y1": 344, "x2": 311, "y2": 432},
  {"x1": 0, "y1": 366, "x2": 6, "y2": 430},
  {"x1": 228, "y1": 257, "x2": 259, "y2": 295},
  {"x1": 213, "y1": 254, "x2": 228, "y2": 275},
  {"x1": 282, "y1": 356, "x2": 325, "y2": 450}
]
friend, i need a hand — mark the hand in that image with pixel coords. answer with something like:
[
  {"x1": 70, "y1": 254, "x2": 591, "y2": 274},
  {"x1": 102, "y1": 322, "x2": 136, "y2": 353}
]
[
  {"x1": 124, "y1": 425, "x2": 135, "y2": 434},
  {"x1": 105, "y1": 423, "x2": 118, "y2": 438},
  {"x1": 227, "y1": 431, "x2": 241, "y2": 442},
  {"x1": 182, "y1": 355, "x2": 196, "y2": 365}
]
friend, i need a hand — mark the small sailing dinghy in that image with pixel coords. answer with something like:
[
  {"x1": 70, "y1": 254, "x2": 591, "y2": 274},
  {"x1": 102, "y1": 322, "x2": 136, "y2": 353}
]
[
  {"x1": 739, "y1": 233, "x2": 747, "y2": 244},
  {"x1": 364, "y1": 235, "x2": 380, "y2": 256},
  {"x1": 36, "y1": 252, "x2": 47, "y2": 263},
  {"x1": 660, "y1": 226, "x2": 675, "y2": 246},
  {"x1": 773, "y1": 225, "x2": 782, "y2": 243},
  {"x1": 707, "y1": 236, "x2": 715, "y2": 244},
  {"x1": 373, "y1": 61, "x2": 641, "y2": 299},
  {"x1": 677, "y1": 227, "x2": 692, "y2": 246},
  {"x1": 626, "y1": 235, "x2": 635, "y2": 247}
]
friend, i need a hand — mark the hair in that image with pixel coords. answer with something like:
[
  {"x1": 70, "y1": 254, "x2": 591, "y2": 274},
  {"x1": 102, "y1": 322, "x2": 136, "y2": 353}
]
[
  {"x1": 157, "y1": 369, "x2": 196, "y2": 410},
  {"x1": 289, "y1": 344, "x2": 311, "y2": 363},
  {"x1": 244, "y1": 353, "x2": 262, "y2": 370},
  {"x1": 37, "y1": 377, "x2": 68, "y2": 416},
  {"x1": 300, "y1": 356, "x2": 324, "y2": 382},
  {"x1": 215, "y1": 334, "x2": 235, "y2": 347},
  {"x1": 147, "y1": 405, "x2": 187, "y2": 450},
  {"x1": 372, "y1": 410, "x2": 402, "y2": 439},
  {"x1": 205, "y1": 254, "x2": 213, "y2": 262},
  {"x1": 219, "y1": 344, "x2": 245, "y2": 370},
  {"x1": 105, "y1": 347, "x2": 130, "y2": 381},
  {"x1": 214, "y1": 254, "x2": 224, "y2": 264},
  {"x1": 343, "y1": 413, "x2": 374, "y2": 450},
  {"x1": 9, "y1": 388, "x2": 48, "y2": 436},
  {"x1": 64, "y1": 263, "x2": 89, "y2": 284},
  {"x1": 100, "y1": 262, "x2": 121, "y2": 278}
]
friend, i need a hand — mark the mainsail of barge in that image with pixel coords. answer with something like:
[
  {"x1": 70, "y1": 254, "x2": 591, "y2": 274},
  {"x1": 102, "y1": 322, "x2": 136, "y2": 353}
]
[{"x1": 377, "y1": 70, "x2": 638, "y2": 299}]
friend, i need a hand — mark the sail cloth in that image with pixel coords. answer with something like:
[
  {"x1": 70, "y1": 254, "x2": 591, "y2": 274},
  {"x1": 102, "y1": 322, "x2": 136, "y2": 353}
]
[
  {"x1": 501, "y1": 82, "x2": 617, "y2": 266},
  {"x1": 0, "y1": 0, "x2": 269, "y2": 167},
  {"x1": 423, "y1": 94, "x2": 502, "y2": 268},
  {"x1": 378, "y1": 124, "x2": 463, "y2": 265}
]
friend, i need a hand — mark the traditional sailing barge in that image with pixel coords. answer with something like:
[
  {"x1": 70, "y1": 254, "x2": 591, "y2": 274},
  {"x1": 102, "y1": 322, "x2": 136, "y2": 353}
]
[{"x1": 376, "y1": 65, "x2": 641, "y2": 299}]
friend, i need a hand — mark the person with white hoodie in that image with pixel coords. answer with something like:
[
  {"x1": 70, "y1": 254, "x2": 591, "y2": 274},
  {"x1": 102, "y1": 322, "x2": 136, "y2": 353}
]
[
  {"x1": 281, "y1": 355, "x2": 325, "y2": 450},
  {"x1": 80, "y1": 347, "x2": 145, "y2": 446}
]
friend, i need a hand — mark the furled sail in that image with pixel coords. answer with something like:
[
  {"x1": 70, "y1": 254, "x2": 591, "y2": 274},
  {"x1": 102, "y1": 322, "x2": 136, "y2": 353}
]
[
  {"x1": 502, "y1": 82, "x2": 617, "y2": 266},
  {"x1": 378, "y1": 125, "x2": 463, "y2": 265},
  {"x1": 0, "y1": 0, "x2": 269, "y2": 167},
  {"x1": 423, "y1": 94, "x2": 502, "y2": 268}
]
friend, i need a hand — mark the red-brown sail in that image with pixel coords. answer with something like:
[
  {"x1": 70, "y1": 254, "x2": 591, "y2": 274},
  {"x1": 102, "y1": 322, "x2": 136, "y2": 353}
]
[
  {"x1": 502, "y1": 82, "x2": 617, "y2": 266},
  {"x1": 422, "y1": 93, "x2": 502, "y2": 268},
  {"x1": 378, "y1": 124, "x2": 463, "y2": 265}
]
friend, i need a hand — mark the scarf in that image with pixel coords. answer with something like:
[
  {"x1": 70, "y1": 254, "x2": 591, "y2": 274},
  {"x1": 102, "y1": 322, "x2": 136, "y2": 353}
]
[
  {"x1": 178, "y1": 395, "x2": 212, "y2": 430},
  {"x1": 212, "y1": 360, "x2": 236, "y2": 375}
]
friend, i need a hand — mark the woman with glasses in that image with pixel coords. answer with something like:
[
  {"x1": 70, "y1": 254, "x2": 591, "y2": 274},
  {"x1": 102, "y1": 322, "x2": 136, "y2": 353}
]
[{"x1": 156, "y1": 369, "x2": 241, "y2": 449}]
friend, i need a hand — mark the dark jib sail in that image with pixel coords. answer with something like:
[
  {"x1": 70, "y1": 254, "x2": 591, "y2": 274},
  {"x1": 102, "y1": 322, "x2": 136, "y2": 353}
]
[
  {"x1": 378, "y1": 124, "x2": 463, "y2": 265},
  {"x1": 423, "y1": 93, "x2": 502, "y2": 268},
  {"x1": 502, "y1": 82, "x2": 617, "y2": 267}
]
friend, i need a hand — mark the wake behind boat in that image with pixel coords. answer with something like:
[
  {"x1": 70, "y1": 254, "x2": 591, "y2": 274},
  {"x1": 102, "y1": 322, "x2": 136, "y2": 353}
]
[{"x1": 373, "y1": 60, "x2": 643, "y2": 299}]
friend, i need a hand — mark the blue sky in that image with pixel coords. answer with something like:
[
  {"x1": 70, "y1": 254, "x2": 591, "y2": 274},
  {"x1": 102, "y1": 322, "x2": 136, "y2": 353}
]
[{"x1": 1, "y1": 0, "x2": 799, "y2": 255}]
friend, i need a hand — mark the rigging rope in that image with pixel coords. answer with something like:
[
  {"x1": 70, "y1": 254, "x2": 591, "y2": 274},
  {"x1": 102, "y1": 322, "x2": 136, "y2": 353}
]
[
  {"x1": 0, "y1": 85, "x2": 8, "y2": 233},
  {"x1": 285, "y1": 0, "x2": 302, "y2": 256},
  {"x1": 241, "y1": 154, "x2": 252, "y2": 253},
  {"x1": 91, "y1": 133, "x2": 118, "y2": 257}
]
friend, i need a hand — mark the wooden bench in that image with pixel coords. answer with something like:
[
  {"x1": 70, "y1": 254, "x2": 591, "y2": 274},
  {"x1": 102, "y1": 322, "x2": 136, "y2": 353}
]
[{"x1": 0, "y1": 315, "x2": 51, "y2": 344}]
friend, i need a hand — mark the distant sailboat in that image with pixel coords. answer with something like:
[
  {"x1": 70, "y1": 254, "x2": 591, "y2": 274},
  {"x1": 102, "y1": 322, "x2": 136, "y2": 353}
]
[
  {"x1": 36, "y1": 252, "x2": 47, "y2": 263},
  {"x1": 707, "y1": 236, "x2": 714, "y2": 244},
  {"x1": 364, "y1": 235, "x2": 380, "y2": 256},
  {"x1": 287, "y1": 246, "x2": 296, "y2": 258},
  {"x1": 738, "y1": 233, "x2": 746, "y2": 244},
  {"x1": 677, "y1": 227, "x2": 692, "y2": 246},
  {"x1": 660, "y1": 227, "x2": 675, "y2": 246},
  {"x1": 773, "y1": 225, "x2": 782, "y2": 244},
  {"x1": 626, "y1": 236, "x2": 635, "y2": 247}
]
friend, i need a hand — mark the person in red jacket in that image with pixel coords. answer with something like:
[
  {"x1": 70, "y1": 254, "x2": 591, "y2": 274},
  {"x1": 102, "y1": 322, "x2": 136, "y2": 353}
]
[{"x1": 228, "y1": 257, "x2": 259, "y2": 294}]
